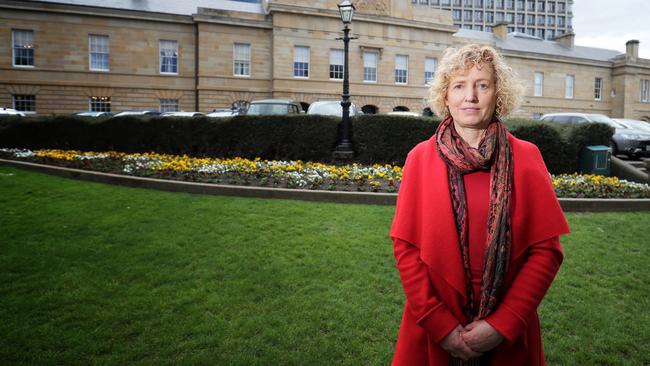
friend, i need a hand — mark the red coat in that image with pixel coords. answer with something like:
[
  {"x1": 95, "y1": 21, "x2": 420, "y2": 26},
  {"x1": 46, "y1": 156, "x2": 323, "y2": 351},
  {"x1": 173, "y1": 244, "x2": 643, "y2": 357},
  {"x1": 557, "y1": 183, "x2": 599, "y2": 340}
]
[{"x1": 390, "y1": 133, "x2": 570, "y2": 366}]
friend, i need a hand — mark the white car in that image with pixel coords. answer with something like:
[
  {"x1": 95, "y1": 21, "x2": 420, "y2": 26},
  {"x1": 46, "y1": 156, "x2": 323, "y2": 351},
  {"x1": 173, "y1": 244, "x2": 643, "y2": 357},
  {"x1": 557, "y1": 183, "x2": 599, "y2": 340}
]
[
  {"x1": 0, "y1": 107, "x2": 26, "y2": 117},
  {"x1": 206, "y1": 109, "x2": 241, "y2": 118},
  {"x1": 387, "y1": 111, "x2": 421, "y2": 117},
  {"x1": 307, "y1": 101, "x2": 361, "y2": 117},
  {"x1": 160, "y1": 111, "x2": 205, "y2": 118}
]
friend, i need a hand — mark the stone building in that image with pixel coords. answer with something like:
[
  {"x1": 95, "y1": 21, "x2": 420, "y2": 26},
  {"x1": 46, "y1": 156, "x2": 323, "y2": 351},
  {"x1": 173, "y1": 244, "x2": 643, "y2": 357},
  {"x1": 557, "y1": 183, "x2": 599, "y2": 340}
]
[{"x1": 1, "y1": 0, "x2": 649, "y2": 120}]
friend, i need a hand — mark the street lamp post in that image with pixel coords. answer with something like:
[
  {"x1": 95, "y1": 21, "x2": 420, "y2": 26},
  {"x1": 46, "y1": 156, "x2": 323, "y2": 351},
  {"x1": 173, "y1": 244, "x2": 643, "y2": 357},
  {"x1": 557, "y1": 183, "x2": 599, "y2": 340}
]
[{"x1": 334, "y1": 0, "x2": 356, "y2": 159}]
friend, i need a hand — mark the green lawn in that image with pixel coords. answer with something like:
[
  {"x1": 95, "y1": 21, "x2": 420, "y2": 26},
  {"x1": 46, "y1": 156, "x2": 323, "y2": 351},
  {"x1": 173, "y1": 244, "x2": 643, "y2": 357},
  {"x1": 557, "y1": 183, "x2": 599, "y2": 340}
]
[{"x1": 1, "y1": 166, "x2": 648, "y2": 366}]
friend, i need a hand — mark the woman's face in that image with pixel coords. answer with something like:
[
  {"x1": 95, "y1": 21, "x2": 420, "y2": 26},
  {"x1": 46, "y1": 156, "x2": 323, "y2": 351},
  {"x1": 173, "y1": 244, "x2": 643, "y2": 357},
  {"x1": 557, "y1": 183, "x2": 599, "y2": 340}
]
[{"x1": 444, "y1": 63, "x2": 497, "y2": 130}]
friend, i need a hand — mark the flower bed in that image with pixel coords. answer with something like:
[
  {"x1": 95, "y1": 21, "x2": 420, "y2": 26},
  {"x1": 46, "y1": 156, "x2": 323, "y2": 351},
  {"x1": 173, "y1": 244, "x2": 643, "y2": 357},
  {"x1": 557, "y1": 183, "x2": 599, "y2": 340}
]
[{"x1": 1, "y1": 148, "x2": 649, "y2": 198}]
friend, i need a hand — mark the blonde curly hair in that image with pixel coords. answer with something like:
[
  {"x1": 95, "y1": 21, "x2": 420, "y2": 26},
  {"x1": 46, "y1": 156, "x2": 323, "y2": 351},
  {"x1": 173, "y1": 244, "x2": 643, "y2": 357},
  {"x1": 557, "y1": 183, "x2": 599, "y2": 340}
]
[{"x1": 428, "y1": 44, "x2": 523, "y2": 119}]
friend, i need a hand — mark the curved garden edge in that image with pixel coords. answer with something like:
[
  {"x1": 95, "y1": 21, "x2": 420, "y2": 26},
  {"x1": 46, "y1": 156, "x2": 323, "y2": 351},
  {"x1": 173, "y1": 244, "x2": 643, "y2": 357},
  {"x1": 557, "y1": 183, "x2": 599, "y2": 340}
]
[{"x1": 2, "y1": 158, "x2": 650, "y2": 212}]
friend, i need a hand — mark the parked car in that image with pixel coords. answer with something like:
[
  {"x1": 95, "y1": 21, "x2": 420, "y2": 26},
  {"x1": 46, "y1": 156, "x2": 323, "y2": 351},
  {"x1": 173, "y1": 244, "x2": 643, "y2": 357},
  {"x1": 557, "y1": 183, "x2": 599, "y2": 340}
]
[
  {"x1": 0, "y1": 107, "x2": 26, "y2": 117},
  {"x1": 160, "y1": 111, "x2": 205, "y2": 118},
  {"x1": 306, "y1": 100, "x2": 361, "y2": 117},
  {"x1": 245, "y1": 99, "x2": 302, "y2": 115},
  {"x1": 387, "y1": 111, "x2": 421, "y2": 117},
  {"x1": 74, "y1": 111, "x2": 114, "y2": 117},
  {"x1": 112, "y1": 110, "x2": 161, "y2": 117},
  {"x1": 541, "y1": 112, "x2": 650, "y2": 157},
  {"x1": 613, "y1": 118, "x2": 650, "y2": 133},
  {"x1": 206, "y1": 108, "x2": 242, "y2": 118}
]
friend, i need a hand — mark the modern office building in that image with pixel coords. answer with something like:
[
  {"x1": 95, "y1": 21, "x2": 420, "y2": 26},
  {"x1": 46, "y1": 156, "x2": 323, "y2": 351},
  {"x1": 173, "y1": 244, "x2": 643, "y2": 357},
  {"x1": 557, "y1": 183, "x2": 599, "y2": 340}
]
[
  {"x1": 411, "y1": 0, "x2": 573, "y2": 40},
  {"x1": 1, "y1": 0, "x2": 649, "y2": 121}
]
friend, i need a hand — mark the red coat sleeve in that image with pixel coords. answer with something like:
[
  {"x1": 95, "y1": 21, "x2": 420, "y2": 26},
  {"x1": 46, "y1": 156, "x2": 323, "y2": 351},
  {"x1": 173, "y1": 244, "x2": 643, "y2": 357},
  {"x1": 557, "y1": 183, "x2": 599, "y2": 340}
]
[
  {"x1": 394, "y1": 237, "x2": 461, "y2": 343},
  {"x1": 485, "y1": 236, "x2": 563, "y2": 343}
]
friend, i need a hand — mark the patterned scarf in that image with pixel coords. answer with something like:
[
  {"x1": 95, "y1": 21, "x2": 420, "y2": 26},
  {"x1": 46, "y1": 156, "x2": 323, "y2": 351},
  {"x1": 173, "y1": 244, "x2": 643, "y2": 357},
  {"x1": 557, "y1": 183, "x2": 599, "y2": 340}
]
[{"x1": 436, "y1": 116, "x2": 514, "y2": 366}]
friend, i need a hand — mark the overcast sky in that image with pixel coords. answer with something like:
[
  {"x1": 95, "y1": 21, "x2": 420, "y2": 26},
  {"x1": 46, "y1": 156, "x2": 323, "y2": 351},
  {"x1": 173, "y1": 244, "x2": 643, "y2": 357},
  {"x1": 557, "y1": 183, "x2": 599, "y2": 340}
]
[{"x1": 573, "y1": 0, "x2": 650, "y2": 58}]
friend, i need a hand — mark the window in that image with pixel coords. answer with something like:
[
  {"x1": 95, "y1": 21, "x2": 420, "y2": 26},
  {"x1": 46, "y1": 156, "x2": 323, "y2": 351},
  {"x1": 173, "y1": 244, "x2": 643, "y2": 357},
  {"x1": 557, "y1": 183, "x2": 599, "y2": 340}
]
[
  {"x1": 486, "y1": 0, "x2": 494, "y2": 7},
  {"x1": 496, "y1": 0, "x2": 504, "y2": 8},
  {"x1": 12, "y1": 29, "x2": 34, "y2": 67},
  {"x1": 527, "y1": 14, "x2": 534, "y2": 25},
  {"x1": 537, "y1": 15, "x2": 545, "y2": 25},
  {"x1": 464, "y1": 10, "x2": 472, "y2": 21},
  {"x1": 537, "y1": 0, "x2": 545, "y2": 11},
  {"x1": 527, "y1": 0, "x2": 535, "y2": 10},
  {"x1": 516, "y1": 0, "x2": 524, "y2": 10},
  {"x1": 594, "y1": 78, "x2": 602, "y2": 101},
  {"x1": 475, "y1": 11, "x2": 483, "y2": 21},
  {"x1": 508, "y1": 26, "x2": 515, "y2": 33},
  {"x1": 526, "y1": 28, "x2": 535, "y2": 36},
  {"x1": 442, "y1": 0, "x2": 451, "y2": 6},
  {"x1": 233, "y1": 43, "x2": 251, "y2": 77},
  {"x1": 516, "y1": 14, "x2": 524, "y2": 24},
  {"x1": 89, "y1": 34, "x2": 109, "y2": 71},
  {"x1": 534, "y1": 72, "x2": 543, "y2": 96},
  {"x1": 293, "y1": 46, "x2": 309, "y2": 78},
  {"x1": 486, "y1": 12, "x2": 494, "y2": 22},
  {"x1": 89, "y1": 96, "x2": 111, "y2": 112},
  {"x1": 13, "y1": 95, "x2": 35, "y2": 112},
  {"x1": 547, "y1": 15, "x2": 555, "y2": 26},
  {"x1": 558, "y1": 16, "x2": 565, "y2": 26},
  {"x1": 425, "y1": 57, "x2": 437, "y2": 84},
  {"x1": 160, "y1": 99, "x2": 179, "y2": 112},
  {"x1": 496, "y1": 12, "x2": 504, "y2": 22},
  {"x1": 452, "y1": 10, "x2": 461, "y2": 20},
  {"x1": 558, "y1": 1, "x2": 565, "y2": 11},
  {"x1": 536, "y1": 29, "x2": 545, "y2": 38},
  {"x1": 548, "y1": 29, "x2": 555, "y2": 38},
  {"x1": 363, "y1": 51, "x2": 378, "y2": 82},
  {"x1": 505, "y1": 13, "x2": 514, "y2": 23},
  {"x1": 565, "y1": 74, "x2": 574, "y2": 99},
  {"x1": 476, "y1": 25, "x2": 484, "y2": 31},
  {"x1": 548, "y1": 1, "x2": 555, "y2": 12},
  {"x1": 474, "y1": 0, "x2": 483, "y2": 6},
  {"x1": 159, "y1": 40, "x2": 178, "y2": 74},
  {"x1": 463, "y1": 0, "x2": 472, "y2": 5},
  {"x1": 453, "y1": 0, "x2": 461, "y2": 5},
  {"x1": 641, "y1": 79, "x2": 649, "y2": 102},
  {"x1": 329, "y1": 49, "x2": 344, "y2": 80},
  {"x1": 395, "y1": 55, "x2": 408, "y2": 84},
  {"x1": 506, "y1": 0, "x2": 514, "y2": 9}
]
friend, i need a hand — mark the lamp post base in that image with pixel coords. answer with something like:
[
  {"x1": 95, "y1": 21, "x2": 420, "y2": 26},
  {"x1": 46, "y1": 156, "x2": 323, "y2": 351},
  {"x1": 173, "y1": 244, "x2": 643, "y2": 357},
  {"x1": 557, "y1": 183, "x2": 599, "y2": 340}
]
[{"x1": 332, "y1": 148, "x2": 354, "y2": 160}]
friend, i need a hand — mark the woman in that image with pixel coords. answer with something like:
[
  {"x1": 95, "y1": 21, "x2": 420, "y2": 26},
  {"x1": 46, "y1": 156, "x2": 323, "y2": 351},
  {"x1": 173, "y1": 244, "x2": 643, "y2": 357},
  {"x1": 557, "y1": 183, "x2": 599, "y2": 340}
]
[{"x1": 390, "y1": 44, "x2": 570, "y2": 365}]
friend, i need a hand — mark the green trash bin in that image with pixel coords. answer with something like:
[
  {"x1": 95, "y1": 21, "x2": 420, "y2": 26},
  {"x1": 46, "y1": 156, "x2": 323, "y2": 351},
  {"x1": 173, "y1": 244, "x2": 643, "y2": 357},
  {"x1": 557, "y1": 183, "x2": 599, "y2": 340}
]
[{"x1": 579, "y1": 145, "x2": 610, "y2": 175}]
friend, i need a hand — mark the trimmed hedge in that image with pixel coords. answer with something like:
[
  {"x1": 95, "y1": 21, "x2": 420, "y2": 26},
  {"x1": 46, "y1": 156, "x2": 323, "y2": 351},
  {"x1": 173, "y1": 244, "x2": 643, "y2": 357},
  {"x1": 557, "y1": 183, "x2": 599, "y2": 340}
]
[{"x1": 0, "y1": 114, "x2": 613, "y2": 174}]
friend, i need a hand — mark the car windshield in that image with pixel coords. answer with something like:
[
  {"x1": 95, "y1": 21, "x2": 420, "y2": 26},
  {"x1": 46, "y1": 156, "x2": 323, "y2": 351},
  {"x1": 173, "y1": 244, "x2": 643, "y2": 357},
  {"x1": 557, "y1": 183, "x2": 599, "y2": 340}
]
[
  {"x1": 247, "y1": 103, "x2": 290, "y2": 115},
  {"x1": 590, "y1": 115, "x2": 624, "y2": 128}
]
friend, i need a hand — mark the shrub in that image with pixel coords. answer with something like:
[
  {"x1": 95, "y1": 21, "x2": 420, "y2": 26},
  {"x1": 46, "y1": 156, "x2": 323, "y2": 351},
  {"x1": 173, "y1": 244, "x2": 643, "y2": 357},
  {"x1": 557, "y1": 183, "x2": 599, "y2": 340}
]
[{"x1": 0, "y1": 115, "x2": 614, "y2": 174}]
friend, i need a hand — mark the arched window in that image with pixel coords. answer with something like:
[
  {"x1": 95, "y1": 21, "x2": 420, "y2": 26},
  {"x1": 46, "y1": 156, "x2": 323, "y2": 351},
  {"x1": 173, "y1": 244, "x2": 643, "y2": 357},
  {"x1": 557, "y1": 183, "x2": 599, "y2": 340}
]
[
  {"x1": 299, "y1": 102, "x2": 310, "y2": 112},
  {"x1": 393, "y1": 106, "x2": 410, "y2": 111},
  {"x1": 232, "y1": 100, "x2": 250, "y2": 113},
  {"x1": 362, "y1": 105, "x2": 378, "y2": 114},
  {"x1": 422, "y1": 107, "x2": 434, "y2": 117}
]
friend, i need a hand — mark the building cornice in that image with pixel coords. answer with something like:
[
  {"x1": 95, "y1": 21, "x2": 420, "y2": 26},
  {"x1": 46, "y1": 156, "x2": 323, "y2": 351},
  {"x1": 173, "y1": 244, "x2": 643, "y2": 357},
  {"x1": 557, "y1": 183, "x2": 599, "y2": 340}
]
[
  {"x1": 266, "y1": 2, "x2": 457, "y2": 34},
  {"x1": 0, "y1": 0, "x2": 194, "y2": 24},
  {"x1": 499, "y1": 50, "x2": 614, "y2": 68}
]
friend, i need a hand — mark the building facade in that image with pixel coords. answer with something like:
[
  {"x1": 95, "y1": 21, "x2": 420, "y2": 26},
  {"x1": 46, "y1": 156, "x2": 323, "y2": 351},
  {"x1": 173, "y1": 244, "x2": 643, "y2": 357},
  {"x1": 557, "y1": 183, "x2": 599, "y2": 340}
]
[
  {"x1": 1, "y1": 0, "x2": 649, "y2": 121},
  {"x1": 412, "y1": 0, "x2": 573, "y2": 40}
]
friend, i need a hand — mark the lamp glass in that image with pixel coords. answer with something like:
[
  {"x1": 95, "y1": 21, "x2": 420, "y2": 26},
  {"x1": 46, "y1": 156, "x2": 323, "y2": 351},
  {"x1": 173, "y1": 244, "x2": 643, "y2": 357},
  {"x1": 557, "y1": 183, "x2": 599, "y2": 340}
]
[{"x1": 338, "y1": 0, "x2": 355, "y2": 24}]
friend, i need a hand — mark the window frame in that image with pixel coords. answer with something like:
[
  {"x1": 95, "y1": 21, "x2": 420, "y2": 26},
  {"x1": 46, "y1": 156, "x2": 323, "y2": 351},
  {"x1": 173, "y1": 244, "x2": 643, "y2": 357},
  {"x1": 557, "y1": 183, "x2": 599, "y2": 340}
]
[
  {"x1": 89, "y1": 96, "x2": 111, "y2": 112},
  {"x1": 594, "y1": 77, "x2": 602, "y2": 101},
  {"x1": 293, "y1": 45, "x2": 310, "y2": 79},
  {"x1": 89, "y1": 34, "x2": 110, "y2": 72},
  {"x1": 159, "y1": 98, "x2": 180, "y2": 112},
  {"x1": 363, "y1": 51, "x2": 378, "y2": 83},
  {"x1": 329, "y1": 48, "x2": 344, "y2": 81},
  {"x1": 565, "y1": 74, "x2": 575, "y2": 99},
  {"x1": 159, "y1": 39, "x2": 179, "y2": 75},
  {"x1": 534, "y1": 72, "x2": 544, "y2": 97},
  {"x1": 12, "y1": 94, "x2": 36, "y2": 113},
  {"x1": 394, "y1": 54, "x2": 409, "y2": 85},
  {"x1": 425, "y1": 57, "x2": 437, "y2": 85},
  {"x1": 233, "y1": 42, "x2": 251, "y2": 77},
  {"x1": 641, "y1": 79, "x2": 650, "y2": 103},
  {"x1": 12, "y1": 29, "x2": 35, "y2": 68}
]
